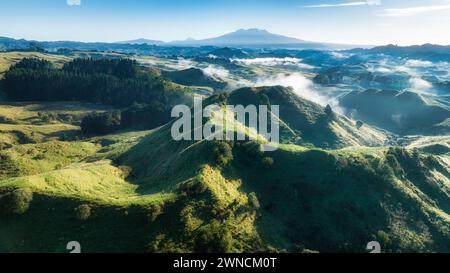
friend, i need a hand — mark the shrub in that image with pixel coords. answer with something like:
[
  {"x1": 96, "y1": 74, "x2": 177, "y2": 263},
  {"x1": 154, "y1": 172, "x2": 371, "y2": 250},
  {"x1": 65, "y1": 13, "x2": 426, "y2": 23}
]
[
  {"x1": 146, "y1": 203, "x2": 163, "y2": 223},
  {"x1": 121, "y1": 102, "x2": 170, "y2": 130},
  {"x1": 325, "y1": 104, "x2": 333, "y2": 116},
  {"x1": 74, "y1": 204, "x2": 92, "y2": 220},
  {"x1": 81, "y1": 111, "x2": 121, "y2": 135},
  {"x1": 261, "y1": 156, "x2": 274, "y2": 167},
  {"x1": 242, "y1": 141, "x2": 263, "y2": 159},
  {"x1": 385, "y1": 153, "x2": 404, "y2": 176},
  {"x1": 213, "y1": 141, "x2": 233, "y2": 167},
  {"x1": 248, "y1": 192, "x2": 261, "y2": 209},
  {"x1": 194, "y1": 220, "x2": 233, "y2": 253},
  {"x1": 376, "y1": 230, "x2": 391, "y2": 246},
  {"x1": 0, "y1": 188, "x2": 33, "y2": 214},
  {"x1": 179, "y1": 179, "x2": 208, "y2": 197},
  {"x1": 118, "y1": 165, "x2": 133, "y2": 178},
  {"x1": 356, "y1": 120, "x2": 364, "y2": 129}
]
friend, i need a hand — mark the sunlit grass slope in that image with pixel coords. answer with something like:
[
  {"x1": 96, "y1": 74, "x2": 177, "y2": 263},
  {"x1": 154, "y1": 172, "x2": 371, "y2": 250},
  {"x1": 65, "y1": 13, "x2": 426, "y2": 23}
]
[{"x1": 1, "y1": 88, "x2": 449, "y2": 253}]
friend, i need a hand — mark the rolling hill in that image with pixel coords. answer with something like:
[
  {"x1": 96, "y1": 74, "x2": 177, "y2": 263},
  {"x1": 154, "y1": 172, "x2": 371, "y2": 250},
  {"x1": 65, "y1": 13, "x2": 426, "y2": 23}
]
[
  {"x1": 339, "y1": 89, "x2": 450, "y2": 135},
  {"x1": 226, "y1": 86, "x2": 390, "y2": 148},
  {"x1": 2, "y1": 86, "x2": 449, "y2": 252},
  {"x1": 161, "y1": 68, "x2": 227, "y2": 91}
]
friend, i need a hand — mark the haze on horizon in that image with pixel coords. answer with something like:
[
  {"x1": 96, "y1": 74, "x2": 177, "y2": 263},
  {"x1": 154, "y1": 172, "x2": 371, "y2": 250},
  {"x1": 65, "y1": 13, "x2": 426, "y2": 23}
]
[{"x1": 1, "y1": 0, "x2": 450, "y2": 46}]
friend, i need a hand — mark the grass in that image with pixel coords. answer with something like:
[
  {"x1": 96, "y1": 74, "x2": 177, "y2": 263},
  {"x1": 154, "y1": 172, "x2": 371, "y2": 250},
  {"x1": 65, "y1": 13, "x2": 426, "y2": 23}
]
[
  {"x1": 1, "y1": 160, "x2": 174, "y2": 206},
  {"x1": 0, "y1": 123, "x2": 78, "y2": 143},
  {"x1": 0, "y1": 96, "x2": 449, "y2": 253},
  {"x1": 0, "y1": 140, "x2": 98, "y2": 179},
  {"x1": 407, "y1": 136, "x2": 450, "y2": 156},
  {"x1": 0, "y1": 101, "x2": 116, "y2": 123},
  {"x1": 0, "y1": 102, "x2": 120, "y2": 148}
]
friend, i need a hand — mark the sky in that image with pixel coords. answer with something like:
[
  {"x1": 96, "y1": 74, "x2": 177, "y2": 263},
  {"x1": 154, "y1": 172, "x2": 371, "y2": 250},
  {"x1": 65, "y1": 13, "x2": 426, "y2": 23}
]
[{"x1": 1, "y1": 0, "x2": 450, "y2": 46}]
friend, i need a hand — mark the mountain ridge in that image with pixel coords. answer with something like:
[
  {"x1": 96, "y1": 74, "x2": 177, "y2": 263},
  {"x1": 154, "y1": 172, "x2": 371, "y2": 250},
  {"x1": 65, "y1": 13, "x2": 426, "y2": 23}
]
[
  {"x1": 170, "y1": 28, "x2": 308, "y2": 46},
  {"x1": 117, "y1": 38, "x2": 165, "y2": 45},
  {"x1": 0, "y1": 29, "x2": 356, "y2": 50}
]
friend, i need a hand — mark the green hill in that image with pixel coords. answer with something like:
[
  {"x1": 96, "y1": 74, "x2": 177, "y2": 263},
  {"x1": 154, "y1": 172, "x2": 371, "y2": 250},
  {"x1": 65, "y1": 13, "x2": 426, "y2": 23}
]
[
  {"x1": 161, "y1": 68, "x2": 227, "y2": 91},
  {"x1": 226, "y1": 86, "x2": 390, "y2": 148},
  {"x1": 0, "y1": 87, "x2": 449, "y2": 253},
  {"x1": 339, "y1": 89, "x2": 450, "y2": 135}
]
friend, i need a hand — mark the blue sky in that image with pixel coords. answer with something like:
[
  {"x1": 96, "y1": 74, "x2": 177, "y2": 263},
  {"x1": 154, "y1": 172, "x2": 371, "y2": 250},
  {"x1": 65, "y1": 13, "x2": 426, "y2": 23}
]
[{"x1": 1, "y1": 0, "x2": 450, "y2": 45}]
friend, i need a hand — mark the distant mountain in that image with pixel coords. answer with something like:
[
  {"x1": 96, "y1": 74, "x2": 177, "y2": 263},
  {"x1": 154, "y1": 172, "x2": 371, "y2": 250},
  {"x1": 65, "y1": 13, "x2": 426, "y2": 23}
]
[
  {"x1": 174, "y1": 29, "x2": 305, "y2": 45},
  {"x1": 169, "y1": 29, "x2": 343, "y2": 49},
  {"x1": 0, "y1": 30, "x2": 360, "y2": 52},
  {"x1": 117, "y1": 38, "x2": 165, "y2": 45},
  {"x1": 0, "y1": 37, "x2": 33, "y2": 51},
  {"x1": 0, "y1": 36, "x2": 160, "y2": 54}
]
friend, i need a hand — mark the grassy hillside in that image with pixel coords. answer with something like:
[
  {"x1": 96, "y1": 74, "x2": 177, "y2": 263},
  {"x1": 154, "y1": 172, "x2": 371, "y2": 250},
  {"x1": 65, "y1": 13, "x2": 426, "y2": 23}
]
[
  {"x1": 226, "y1": 86, "x2": 390, "y2": 148},
  {"x1": 0, "y1": 87, "x2": 449, "y2": 253},
  {"x1": 0, "y1": 102, "x2": 116, "y2": 148},
  {"x1": 3, "y1": 125, "x2": 447, "y2": 252},
  {"x1": 407, "y1": 136, "x2": 450, "y2": 156},
  {"x1": 339, "y1": 89, "x2": 450, "y2": 135}
]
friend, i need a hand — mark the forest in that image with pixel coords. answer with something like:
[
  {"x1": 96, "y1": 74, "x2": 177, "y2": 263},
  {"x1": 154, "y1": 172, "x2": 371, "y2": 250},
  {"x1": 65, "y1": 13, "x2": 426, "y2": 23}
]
[{"x1": 2, "y1": 58, "x2": 191, "y2": 133}]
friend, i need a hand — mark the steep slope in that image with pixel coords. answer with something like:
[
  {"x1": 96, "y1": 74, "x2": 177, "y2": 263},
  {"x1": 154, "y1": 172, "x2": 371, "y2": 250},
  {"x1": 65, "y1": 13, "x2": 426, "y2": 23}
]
[{"x1": 226, "y1": 86, "x2": 389, "y2": 148}]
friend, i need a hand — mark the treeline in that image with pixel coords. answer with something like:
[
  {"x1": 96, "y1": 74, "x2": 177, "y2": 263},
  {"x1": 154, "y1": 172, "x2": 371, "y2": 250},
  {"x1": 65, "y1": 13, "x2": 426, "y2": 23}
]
[
  {"x1": 63, "y1": 58, "x2": 138, "y2": 79},
  {"x1": 80, "y1": 103, "x2": 171, "y2": 135},
  {"x1": 3, "y1": 58, "x2": 192, "y2": 133},
  {"x1": 3, "y1": 58, "x2": 186, "y2": 107}
]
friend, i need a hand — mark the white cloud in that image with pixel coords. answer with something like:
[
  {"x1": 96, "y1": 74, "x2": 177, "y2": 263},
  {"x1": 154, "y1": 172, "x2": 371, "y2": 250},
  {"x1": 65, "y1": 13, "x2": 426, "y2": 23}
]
[
  {"x1": 167, "y1": 58, "x2": 195, "y2": 70},
  {"x1": 232, "y1": 57, "x2": 314, "y2": 69},
  {"x1": 202, "y1": 65, "x2": 230, "y2": 80},
  {"x1": 329, "y1": 51, "x2": 352, "y2": 59},
  {"x1": 405, "y1": 59, "x2": 434, "y2": 67},
  {"x1": 409, "y1": 78, "x2": 432, "y2": 91},
  {"x1": 253, "y1": 73, "x2": 344, "y2": 114},
  {"x1": 367, "y1": 59, "x2": 449, "y2": 77},
  {"x1": 367, "y1": 66, "x2": 393, "y2": 73},
  {"x1": 67, "y1": 0, "x2": 81, "y2": 6},
  {"x1": 382, "y1": 4, "x2": 450, "y2": 17},
  {"x1": 304, "y1": 0, "x2": 380, "y2": 8}
]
